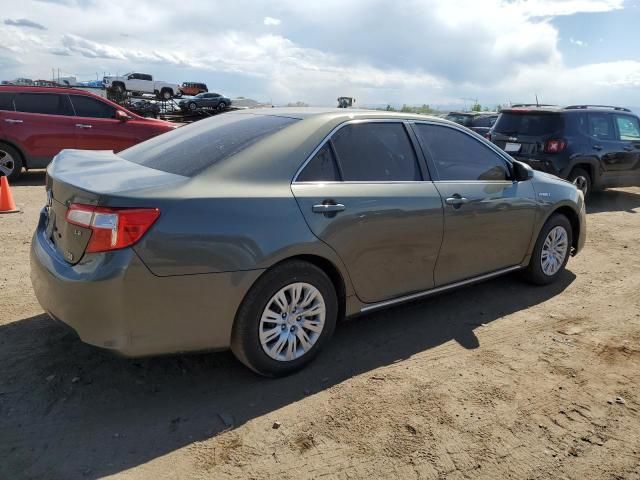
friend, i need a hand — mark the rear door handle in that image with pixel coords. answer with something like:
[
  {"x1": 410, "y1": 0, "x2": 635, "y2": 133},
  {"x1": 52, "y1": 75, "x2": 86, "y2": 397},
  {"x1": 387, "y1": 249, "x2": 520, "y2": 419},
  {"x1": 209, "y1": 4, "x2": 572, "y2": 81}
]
[
  {"x1": 4, "y1": 119, "x2": 23, "y2": 124},
  {"x1": 75, "y1": 124, "x2": 93, "y2": 129},
  {"x1": 593, "y1": 145, "x2": 602, "y2": 151},
  {"x1": 445, "y1": 196, "x2": 469, "y2": 207},
  {"x1": 624, "y1": 146, "x2": 634, "y2": 152},
  {"x1": 312, "y1": 203, "x2": 345, "y2": 214}
]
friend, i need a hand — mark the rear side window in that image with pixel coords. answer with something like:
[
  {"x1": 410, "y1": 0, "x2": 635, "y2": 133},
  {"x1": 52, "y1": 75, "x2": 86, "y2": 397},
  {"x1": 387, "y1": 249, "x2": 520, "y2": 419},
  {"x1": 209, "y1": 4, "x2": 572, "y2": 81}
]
[
  {"x1": 615, "y1": 115, "x2": 640, "y2": 141},
  {"x1": 493, "y1": 113, "x2": 563, "y2": 135},
  {"x1": 70, "y1": 95, "x2": 116, "y2": 119},
  {"x1": 587, "y1": 114, "x2": 616, "y2": 141},
  {"x1": 14, "y1": 93, "x2": 72, "y2": 116},
  {"x1": 297, "y1": 143, "x2": 340, "y2": 182},
  {"x1": 415, "y1": 124, "x2": 510, "y2": 181},
  {"x1": 0, "y1": 92, "x2": 14, "y2": 111},
  {"x1": 120, "y1": 114, "x2": 298, "y2": 177},
  {"x1": 446, "y1": 114, "x2": 473, "y2": 127},
  {"x1": 331, "y1": 123, "x2": 422, "y2": 181}
]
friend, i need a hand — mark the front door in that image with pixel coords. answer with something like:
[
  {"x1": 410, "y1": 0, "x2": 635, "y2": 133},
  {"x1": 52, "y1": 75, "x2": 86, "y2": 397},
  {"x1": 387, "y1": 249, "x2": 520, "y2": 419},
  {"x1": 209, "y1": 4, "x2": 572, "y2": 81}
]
[
  {"x1": 412, "y1": 122, "x2": 538, "y2": 286},
  {"x1": 68, "y1": 94, "x2": 140, "y2": 152},
  {"x1": 291, "y1": 121, "x2": 444, "y2": 304}
]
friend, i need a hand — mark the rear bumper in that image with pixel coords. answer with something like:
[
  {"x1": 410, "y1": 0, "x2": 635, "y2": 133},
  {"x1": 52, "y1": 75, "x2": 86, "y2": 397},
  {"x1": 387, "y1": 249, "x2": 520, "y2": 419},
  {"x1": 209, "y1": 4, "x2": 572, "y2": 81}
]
[{"x1": 30, "y1": 211, "x2": 263, "y2": 356}]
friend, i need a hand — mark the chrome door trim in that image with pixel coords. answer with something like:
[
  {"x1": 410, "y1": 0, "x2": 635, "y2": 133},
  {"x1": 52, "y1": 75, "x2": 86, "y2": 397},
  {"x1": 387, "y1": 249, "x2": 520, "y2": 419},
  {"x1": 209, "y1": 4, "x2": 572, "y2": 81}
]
[{"x1": 360, "y1": 265, "x2": 522, "y2": 313}]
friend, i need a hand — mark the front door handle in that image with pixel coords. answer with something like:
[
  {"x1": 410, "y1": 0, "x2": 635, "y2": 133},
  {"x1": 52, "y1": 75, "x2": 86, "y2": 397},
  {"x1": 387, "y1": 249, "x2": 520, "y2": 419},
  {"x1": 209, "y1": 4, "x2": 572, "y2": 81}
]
[
  {"x1": 312, "y1": 203, "x2": 346, "y2": 214},
  {"x1": 75, "y1": 124, "x2": 93, "y2": 129},
  {"x1": 445, "y1": 195, "x2": 469, "y2": 208},
  {"x1": 593, "y1": 145, "x2": 603, "y2": 151},
  {"x1": 623, "y1": 146, "x2": 634, "y2": 152},
  {"x1": 4, "y1": 119, "x2": 23, "y2": 124}
]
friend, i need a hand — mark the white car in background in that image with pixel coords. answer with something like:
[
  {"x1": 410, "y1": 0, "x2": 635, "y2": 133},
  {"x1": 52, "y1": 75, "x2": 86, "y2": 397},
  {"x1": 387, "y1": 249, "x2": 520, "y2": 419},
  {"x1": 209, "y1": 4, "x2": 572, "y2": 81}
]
[{"x1": 103, "y1": 73, "x2": 181, "y2": 100}]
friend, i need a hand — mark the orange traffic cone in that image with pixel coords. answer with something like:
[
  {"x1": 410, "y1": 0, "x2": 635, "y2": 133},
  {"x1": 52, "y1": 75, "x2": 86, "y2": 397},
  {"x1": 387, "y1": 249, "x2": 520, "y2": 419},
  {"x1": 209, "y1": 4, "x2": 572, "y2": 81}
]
[{"x1": 0, "y1": 175, "x2": 20, "y2": 214}]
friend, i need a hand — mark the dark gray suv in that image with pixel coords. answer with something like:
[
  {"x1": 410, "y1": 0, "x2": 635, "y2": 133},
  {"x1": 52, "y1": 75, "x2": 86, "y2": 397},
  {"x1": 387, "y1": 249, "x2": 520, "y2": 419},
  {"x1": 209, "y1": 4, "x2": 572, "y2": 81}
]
[{"x1": 31, "y1": 109, "x2": 586, "y2": 376}]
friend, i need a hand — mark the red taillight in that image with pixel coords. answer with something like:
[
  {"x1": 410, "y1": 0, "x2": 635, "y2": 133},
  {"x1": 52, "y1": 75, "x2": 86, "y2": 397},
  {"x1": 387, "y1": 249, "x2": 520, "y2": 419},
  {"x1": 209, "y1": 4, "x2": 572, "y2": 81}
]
[
  {"x1": 66, "y1": 204, "x2": 160, "y2": 253},
  {"x1": 544, "y1": 139, "x2": 566, "y2": 153}
]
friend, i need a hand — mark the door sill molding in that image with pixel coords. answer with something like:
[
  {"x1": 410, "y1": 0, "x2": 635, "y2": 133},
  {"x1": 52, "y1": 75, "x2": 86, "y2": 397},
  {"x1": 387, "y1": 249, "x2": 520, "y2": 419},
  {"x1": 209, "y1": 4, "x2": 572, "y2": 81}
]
[{"x1": 360, "y1": 265, "x2": 523, "y2": 313}]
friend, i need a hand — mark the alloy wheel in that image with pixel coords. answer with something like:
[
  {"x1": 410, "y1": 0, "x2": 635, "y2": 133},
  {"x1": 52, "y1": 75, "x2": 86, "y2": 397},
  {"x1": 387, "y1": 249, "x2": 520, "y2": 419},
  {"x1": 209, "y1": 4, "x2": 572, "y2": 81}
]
[
  {"x1": 540, "y1": 226, "x2": 569, "y2": 276},
  {"x1": 259, "y1": 282, "x2": 326, "y2": 362},
  {"x1": 0, "y1": 149, "x2": 15, "y2": 177},
  {"x1": 572, "y1": 175, "x2": 588, "y2": 196}
]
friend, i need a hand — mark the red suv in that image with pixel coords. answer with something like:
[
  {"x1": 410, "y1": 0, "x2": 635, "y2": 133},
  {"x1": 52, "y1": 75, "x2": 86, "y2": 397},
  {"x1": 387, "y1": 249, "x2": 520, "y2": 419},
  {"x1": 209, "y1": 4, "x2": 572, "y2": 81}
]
[{"x1": 0, "y1": 86, "x2": 176, "y2": 180}]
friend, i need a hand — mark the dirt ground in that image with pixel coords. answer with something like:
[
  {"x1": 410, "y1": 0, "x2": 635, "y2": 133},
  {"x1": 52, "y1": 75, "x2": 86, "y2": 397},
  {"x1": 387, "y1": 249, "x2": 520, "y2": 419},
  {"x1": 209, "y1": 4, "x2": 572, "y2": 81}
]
[{"x1": 1, "y1": 172, "x2": 639, "y2": 480}]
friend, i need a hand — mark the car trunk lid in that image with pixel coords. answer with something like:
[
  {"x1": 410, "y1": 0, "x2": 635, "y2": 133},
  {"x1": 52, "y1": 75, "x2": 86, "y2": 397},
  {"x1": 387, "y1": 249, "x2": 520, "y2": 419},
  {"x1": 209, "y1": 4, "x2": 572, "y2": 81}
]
[{"x1": 45, "y1": 149, "x2": 187, "y2": 264}]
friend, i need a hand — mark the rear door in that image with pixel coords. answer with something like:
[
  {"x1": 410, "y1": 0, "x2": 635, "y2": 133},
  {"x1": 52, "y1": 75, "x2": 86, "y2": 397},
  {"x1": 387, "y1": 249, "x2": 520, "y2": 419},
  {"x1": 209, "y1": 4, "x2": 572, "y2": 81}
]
[
  {"x1": 413, "y1": 122, "x2": 537, "y2": 286},
  {"x1": 586, "y1": 112, "x2": 636, "y2": 187},
  {"x1": 291, "y1": 120, "x2": 444, "y2": 304},
  {"x1": 6, "y1": 92, "x2": 77, "y2": 167},
  {"x1": 612, "y1": 114, "x2": 640, "y2": 186},
  {"x1": 69, "y1": 94, "x2": 141, "y2": 152}
]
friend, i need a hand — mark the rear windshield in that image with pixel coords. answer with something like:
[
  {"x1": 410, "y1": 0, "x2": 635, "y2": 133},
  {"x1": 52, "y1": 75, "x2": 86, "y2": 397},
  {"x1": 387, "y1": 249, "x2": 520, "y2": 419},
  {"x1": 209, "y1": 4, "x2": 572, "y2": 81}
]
[
  {"x1": 120, "y1": 114, "x2": 298, "y2": 177},
  {"x1": 493, "y1": 112, "x2": 564, "y2": 136}
]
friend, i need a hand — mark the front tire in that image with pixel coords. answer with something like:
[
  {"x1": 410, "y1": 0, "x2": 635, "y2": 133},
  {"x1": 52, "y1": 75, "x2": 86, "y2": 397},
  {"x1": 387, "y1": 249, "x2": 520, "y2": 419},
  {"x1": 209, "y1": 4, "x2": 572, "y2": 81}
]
[
  {"x1": 160, "y1": 89, "x2": 172, "y2": 100},
  {"x1": 522, "y1": 213, "x2": 572, "y2": 285},
  {"x1": 0, "y1": 143, "x2": 24, "y2": 181},
  {"x1": 217, "y1": 101, "x2": 227, "y2": 111},
  {"x1": 188, "y1": 102, "x2": 197, "y2": 111},
  {"x1": 231, "y1": 260, "x2": 338, "y2": 377}
]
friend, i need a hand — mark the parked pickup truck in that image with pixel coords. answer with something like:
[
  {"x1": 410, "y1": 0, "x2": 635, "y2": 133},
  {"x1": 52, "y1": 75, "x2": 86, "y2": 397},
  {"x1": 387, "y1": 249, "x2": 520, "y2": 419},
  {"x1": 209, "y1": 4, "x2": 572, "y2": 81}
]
[{"x1": 103, "y1": 73, "x2": 181, "y2": 100}]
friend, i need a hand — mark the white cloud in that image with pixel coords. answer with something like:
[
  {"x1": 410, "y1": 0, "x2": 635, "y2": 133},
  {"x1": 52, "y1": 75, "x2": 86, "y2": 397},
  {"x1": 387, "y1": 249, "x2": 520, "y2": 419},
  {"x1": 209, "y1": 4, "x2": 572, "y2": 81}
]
[
  {"x1": 0, "y1": 0, "x2": 635, "y2": 106},
  {"x1": 263, "y1": 16, "x2": 281, "y2": 26}
]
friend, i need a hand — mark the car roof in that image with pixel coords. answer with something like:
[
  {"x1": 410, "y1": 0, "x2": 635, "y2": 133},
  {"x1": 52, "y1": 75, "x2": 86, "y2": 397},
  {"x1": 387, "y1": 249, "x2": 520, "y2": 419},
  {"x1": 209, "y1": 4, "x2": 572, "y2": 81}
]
[
  {"x1": 226, "y1": 107, "x2": 457, "y2": 124},
  {"x1": 0, "y1": 85, "x2": 105, "y2": 97},
  {"x1": 501, "y1": 105, "x2": 635, "y2": 115}
]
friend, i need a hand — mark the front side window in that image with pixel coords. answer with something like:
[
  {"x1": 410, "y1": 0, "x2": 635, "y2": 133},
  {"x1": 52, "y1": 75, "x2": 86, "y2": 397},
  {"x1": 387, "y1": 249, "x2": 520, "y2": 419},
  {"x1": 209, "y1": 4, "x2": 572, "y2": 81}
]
[
  {"x1": 330, "y1": 123, "x2": 422, "y2": 181},
  {"x1": 70, "y1": 95, "x2": 117, "y2": 119},
  {"x1": 14, "y1": 93, "x2": 72, "y2": 116},
  {"x1": 297, "y1": 143, "x2": 340, "y2": 182},
  {"x1": 615, "y1": 115, "x2": 640, "y2": 141},
  {"x1": 415, "y1": 124, "x2": 510, "y2": 181},
  {"x1": 588, "y1": 114, "x2": 616, "y2": 141}
]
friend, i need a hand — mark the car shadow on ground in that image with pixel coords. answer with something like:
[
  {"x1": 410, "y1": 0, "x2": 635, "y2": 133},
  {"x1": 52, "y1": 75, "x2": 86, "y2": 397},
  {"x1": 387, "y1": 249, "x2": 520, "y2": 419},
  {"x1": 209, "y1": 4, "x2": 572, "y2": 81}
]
[
  {"x1": 10, "y1": 169, "x2": 46, "y2": 187},
  {"x1": 0, "y1": 270, "x2": 575, "y2": 479},
  {"x1": 587, "y1": 188, "x2": 640, "y2": 214}
]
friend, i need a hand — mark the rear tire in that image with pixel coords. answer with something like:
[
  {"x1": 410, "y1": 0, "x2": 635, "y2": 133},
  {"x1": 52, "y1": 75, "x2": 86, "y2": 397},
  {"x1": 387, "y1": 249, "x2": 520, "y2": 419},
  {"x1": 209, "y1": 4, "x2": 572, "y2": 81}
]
[
  {"x1": 521, "y1": 213, "x2": 572, "y2": 285},
  {"x1": 0, "y1": 143, "x2": 24, "y2": 181},
  {"x1": 160, "y1": 89, "x2": 172, "y2": 100},
  {"x1": 231, "y1": 260, "x2": 338, "y2": 377},
  {"x1": 568, "y1": 167, "x2": 591, "y2": 198}
]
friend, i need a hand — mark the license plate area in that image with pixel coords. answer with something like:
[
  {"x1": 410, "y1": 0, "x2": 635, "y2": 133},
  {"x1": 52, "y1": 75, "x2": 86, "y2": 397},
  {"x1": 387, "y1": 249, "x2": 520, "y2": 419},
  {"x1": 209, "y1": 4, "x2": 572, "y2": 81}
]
[{"x1": 505, "y1": 142, "x2": 521, "y2": 153}]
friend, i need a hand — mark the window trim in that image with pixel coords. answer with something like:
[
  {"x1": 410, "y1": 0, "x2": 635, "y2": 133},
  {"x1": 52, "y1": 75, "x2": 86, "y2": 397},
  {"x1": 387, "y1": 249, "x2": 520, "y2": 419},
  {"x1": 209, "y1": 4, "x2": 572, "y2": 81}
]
[
  {"x1": 409, "y1": 120, "x2": 515, "y2": 183},
  {"x1": 292, "y1": 118, "x2": 430, "y2": 184}
]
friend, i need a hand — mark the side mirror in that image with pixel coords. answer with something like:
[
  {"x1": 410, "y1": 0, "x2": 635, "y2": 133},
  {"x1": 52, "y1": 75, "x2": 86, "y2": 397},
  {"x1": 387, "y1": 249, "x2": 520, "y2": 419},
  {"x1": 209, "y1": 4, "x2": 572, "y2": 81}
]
[
  {"x1": 115, "y1": 110, "x2": 131, "y2": 122},
  {"x1": 512, "y1": 160, "x2": 533, "y2": 181}
]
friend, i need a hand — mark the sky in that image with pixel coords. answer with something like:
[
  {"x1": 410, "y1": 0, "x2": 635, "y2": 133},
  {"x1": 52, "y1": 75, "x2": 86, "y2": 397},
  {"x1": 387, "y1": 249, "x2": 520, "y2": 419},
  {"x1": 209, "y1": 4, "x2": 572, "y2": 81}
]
[{"x1": 1, "y1": 0, "x2": 639, "y2": 109}]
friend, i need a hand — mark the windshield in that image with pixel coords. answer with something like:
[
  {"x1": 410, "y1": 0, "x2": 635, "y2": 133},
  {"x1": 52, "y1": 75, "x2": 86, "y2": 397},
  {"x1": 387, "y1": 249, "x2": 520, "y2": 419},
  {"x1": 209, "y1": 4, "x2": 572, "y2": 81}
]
[
  {"x1": 494, "y1": 112, "x2": 564, "y2": 136},
  {"x1": 120, "y1": 114, "x2": 299, "y2": 177}
]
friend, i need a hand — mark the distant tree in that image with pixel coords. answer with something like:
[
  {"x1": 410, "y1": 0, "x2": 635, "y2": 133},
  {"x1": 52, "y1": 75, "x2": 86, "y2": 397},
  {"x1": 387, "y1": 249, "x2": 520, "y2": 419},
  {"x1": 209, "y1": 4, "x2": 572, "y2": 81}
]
[
  {"x1": 385, "y1": 104, "x2": 396, "y2": 111},
  {"x1": 286, "y1": 101, "x2": 310, "y2": 107},
  {"x1": 471, "y1": 103, "x2": 482, "y2": 112}
]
